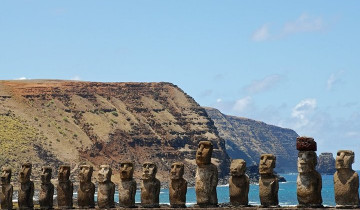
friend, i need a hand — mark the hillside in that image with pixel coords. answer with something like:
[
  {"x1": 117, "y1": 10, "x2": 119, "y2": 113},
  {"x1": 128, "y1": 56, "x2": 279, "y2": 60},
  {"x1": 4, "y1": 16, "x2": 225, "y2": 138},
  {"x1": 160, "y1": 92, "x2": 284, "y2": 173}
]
[
  {"x1": 204, "y1": 107, "x2": 299, "y2": 172},
  {"x1": 0, "y1": 80, "x2": 230, "y2": 185}
]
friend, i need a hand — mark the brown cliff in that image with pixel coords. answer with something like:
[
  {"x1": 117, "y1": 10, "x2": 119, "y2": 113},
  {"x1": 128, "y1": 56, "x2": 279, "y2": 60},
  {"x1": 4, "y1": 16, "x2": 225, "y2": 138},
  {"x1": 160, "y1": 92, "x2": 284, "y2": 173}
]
[{"x1": 0, "y1": 80, "x2": 230, "y2": 185}]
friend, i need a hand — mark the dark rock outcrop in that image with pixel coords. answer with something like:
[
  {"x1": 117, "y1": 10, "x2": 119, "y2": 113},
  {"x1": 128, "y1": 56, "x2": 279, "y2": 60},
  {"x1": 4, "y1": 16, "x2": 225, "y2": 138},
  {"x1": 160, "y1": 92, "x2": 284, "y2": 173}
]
[
  {"x1": 204, "y1": 107, "x2": 299, "y2": 173},
  {"x1": 316, "y1": 152, "x2": 336, "y2": 174}
]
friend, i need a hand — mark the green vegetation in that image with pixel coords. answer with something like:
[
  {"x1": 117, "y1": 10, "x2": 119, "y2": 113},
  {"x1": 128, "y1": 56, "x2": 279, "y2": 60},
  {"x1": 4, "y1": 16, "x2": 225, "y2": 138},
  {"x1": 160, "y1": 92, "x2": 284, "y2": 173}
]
[{"x1": 111, "y1": 111, "x2": 119, "y2": 117}]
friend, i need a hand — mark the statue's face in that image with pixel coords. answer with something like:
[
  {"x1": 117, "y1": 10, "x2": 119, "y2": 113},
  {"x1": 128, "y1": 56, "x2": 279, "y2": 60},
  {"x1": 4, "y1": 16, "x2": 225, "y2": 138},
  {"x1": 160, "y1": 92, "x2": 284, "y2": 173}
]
[
  {"x1": 196, "y1": 141, "x2": 213, "y2": 166},
  {"x1": 170, "y1": 162, "x2": 184, "y2": 180},
  {"x1": 58, "y1": 165, "x2": 70, "y2": 182},
  {"x1": 19, "y1": 163, "x2": 32, "y2": 183},
  {"x1": 336, "y1": 150, "x2": 354, "y2": 169},
  {"x1": 79, "y1": 165, "x2": 93, "y2": 183},
  {"x1": 142, "y1": 162, "x2": 157, "y2": 180},
  {"x1": 98, "y1": 165, "x2": 112, "y2": 183},
  {"x1": 41, "y1": 167, "x2": 52, "y2": 184},
  {"x1": 0, "y1": 167, "x2": 11, "y2": 185},
  {"x1": 120, "y1": 162, "x2": 134, "y2": 180},
  {"x1": 298, "y1": 151, "x2": 317, "y2": 173},
  {"x1": 230, "y1": 159, "x2": 246, "y2": 176},
  {"x1": 259, "y1": 154, "x2": 276, "y2": 174}
]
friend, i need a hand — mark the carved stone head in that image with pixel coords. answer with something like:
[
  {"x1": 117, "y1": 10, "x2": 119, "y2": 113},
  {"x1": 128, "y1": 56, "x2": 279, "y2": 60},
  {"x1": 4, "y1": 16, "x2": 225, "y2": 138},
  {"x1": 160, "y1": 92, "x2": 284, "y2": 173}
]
[
  {"x1": 336, "y1": 150, "x2": 354, "y2": 170},
  {"x1": 230, "y1": 159, "x2": 246, "y2": 176},
  {"x1": 58, "y1": 165, "x2": 71, "y2": 182},
  {"x1": 196, "y1": 141, "x2": 213, "y2": 166},
  {"x1": 0, "y1": 166, "x2": 11, "y2": 185},
  {"x1": 298, "y1": 151, "x2": 317, "y2": 173},
  {"x1": 170, "y1": 162, "x2": 184, "y2": 180},
  {"x1": 41, "y1": 166, "x2": 52, "y2": 184},
  {"x1": 79, "y1": 165, "x2": 93, "y2": 183},
  {"x1": 142, "y1": 162, "x2": 157, "y2": 180},
  {"x1": 120, "y1": 162, "x2": 134, "y2": 180},
  {"x1": 98, "y1": 165, "x2": 112, "y2": 183},
  {"x1": 19, "y1": 163, "x2": 32, "y2": 183},
  {"x1": 259, "y1": 154, "x2": 276, "y2": 174}
]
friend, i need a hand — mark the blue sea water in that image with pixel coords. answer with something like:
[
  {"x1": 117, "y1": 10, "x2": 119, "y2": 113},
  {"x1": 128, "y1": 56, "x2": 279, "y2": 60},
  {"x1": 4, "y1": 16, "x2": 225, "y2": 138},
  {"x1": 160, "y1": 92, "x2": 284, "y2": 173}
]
[{"x1": 110, "y1": 173, "x2": 349, "y2": 207}]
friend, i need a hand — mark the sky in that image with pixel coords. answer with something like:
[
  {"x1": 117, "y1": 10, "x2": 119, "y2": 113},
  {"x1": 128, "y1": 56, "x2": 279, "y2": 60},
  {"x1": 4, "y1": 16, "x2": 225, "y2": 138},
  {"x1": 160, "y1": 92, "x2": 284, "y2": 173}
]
[{"x1": 1, "y1": 1, "x2": 360, "y2": 168}]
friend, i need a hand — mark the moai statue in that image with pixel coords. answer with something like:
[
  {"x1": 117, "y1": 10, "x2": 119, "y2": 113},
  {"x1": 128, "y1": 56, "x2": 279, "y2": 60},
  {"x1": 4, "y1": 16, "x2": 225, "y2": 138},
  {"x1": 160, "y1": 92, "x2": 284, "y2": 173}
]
[
  {"x1": 169, "y1": 162, "x2": 187, "y2": 208},
  {"x1": 78, "y1": 165, "x2": 95, "y2": 208},
  {"x1": 195, "y1": 141, "x2": 218, "y2": 207},
  {"x1": 296, "y1": 137, "x2": 322, "y2": 207},
  {"x1": 259, "y1": 154, "x2": 279, "y2": 207},
  {"x1": 97, "y1": 165, "x2": 115, "y2": 209},
  {"x1": 57, "y1": 165, "x2": 73, "y2": 209},
  {"x1": 141, "y1": 162, "x2": 160, "y2": 208},
  {"x1": 0, "y1": 167, "x2": 13, "y2": 210},
  {"x1": 118, "y1": 162, "x2": 136, "y2": 208},
  {"x1": 18, "y1": 163, "x2": 34, "y2": 210},
  {"x1": 39, "y1": 167, "x2": 54, "y2": 210},
  {"x1": 334, "y1": 150, "x2": 359, "y2": 208},
  {"x1": 229, "y1": 159, "x2": 249, "y2": 207}
]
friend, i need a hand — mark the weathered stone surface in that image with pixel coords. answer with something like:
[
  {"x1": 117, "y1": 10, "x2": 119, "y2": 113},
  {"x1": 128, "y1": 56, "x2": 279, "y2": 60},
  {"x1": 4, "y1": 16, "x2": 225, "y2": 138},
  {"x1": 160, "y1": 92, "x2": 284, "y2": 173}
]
[
  {"x1": 297, "y1": 148, "x2": 322, "y2": 207},
  {"x1": 334, "y1": 150, "x2": 359, "y2": 208},
  {"x1": 316, "y1": 153, "x2": 336, "y2": 175},
  {"x1": 119, "y1": 162, "x2": 136, "y2": 208},
  {"x1": 141, "y1": 162, "x2": 160, "y2": 208},
  {"x1": 39, "y1": 167, "x2": 54, "y2": 210},
  {"x1": 18, "y1": 163, "x2": 34, "y2": 210},
  {"x1": 195, "y1": 141, "x2": 218, "y2": 207},
  {"x1": 78, "y1": 165, "x2": 95, "y2": 208},
  {"x1": 259, "y1": 154, "x2": 278, "y2": 207},
  {"x1": 296, "y1": 137, "x2": 317, "y2": 151},
  {"x1": 0, "y1": 167, "x2": 13, "y2": 210},
  {"x1": 57, "y1": 165, "x2": 73, "y2": 209},
  {"x1": 229, "y1": 159, "x2": 249, "y2": 207},
  {"x1": 169, "y1": 162, "x2": 187, "y2": 208},
  {"x1": 97, "y1": 165, "x2": 115, "y2": 208}
]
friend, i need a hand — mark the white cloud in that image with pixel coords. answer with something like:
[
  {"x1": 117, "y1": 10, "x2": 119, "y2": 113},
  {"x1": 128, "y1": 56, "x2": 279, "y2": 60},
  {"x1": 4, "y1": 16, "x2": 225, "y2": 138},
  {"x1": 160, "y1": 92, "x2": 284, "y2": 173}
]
[
  {"x1": 291, "y1": 98, "x2": 317, "y2": 119},
  {"x1": 244, "y1": 74, "x2": 283, "y2": 94},
  {"x1": 71, "y1": 76, "x2": 81, "y2": 81},
  {"x1": 327, "y1": 70, "x2": 344, "y2": 91},
  {"x1": 14, "y1": 77, "x2": 28, "y2": 80},
  {"x1": 282, "y1": 13, "x2": 324, "y2": 35},
  {"x1": 216, "y1": 98, "x2": 222, "y2": 103},
  {"x1": 232, "y1": 96, "x2": 252, "y2": 113},
  {"x1": 251, "y1": 24, "x2": 270, "y2": 42},
  {"x1": 251, "y1": 13, "x2": 325, "y2": 42}
]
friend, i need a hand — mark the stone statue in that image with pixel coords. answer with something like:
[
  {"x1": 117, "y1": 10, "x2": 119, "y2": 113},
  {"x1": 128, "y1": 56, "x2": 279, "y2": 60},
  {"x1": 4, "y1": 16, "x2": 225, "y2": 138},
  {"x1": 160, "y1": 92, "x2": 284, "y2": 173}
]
[
  {"x1": 259, "y1": 154, "x2": 279, "y2": 207},
  {"x1": 296, "y1": 137, "x2": 322, "y2": 207},
  {"x1": 57, "y1": 165, "x2": 73, "y2": 209},
  {"x1": 78, "y1": 165, "x2": 95, "y2": 208},
  {"x1": 0, "y1": 167, "x2": 13, "y2": 210},
  {"x1": 229, "y1": 159, "x2": 249, "y2": 207},
  {"x1": 169, "y1": 162, "x2": 187, "y2": 208},
  {"x1": 118, "y1": 162, "x2": 136, "y2": 208},
  {"x1": 39, "y1": 167, "x2": 54, "y2": 210},
  {"x1": 195, "y1": 141, "x2": 218, "y2": 207},
  {"x1": 334, "y1": 150, "x2": 359, "y2": 208},
  {"x1": 18, "y1": 163, "x2": 34, "y2": 210},
  {"x1": 97, "y1": 165, "x2": 115, "y2": 208},
  {"x1": 141, "y1": 162, "x2": 160, "y2": 208}
]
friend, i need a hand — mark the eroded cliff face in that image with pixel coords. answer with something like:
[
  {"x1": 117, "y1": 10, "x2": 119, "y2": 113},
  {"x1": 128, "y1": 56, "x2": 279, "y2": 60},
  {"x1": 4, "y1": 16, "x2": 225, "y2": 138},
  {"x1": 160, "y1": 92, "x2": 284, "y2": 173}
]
[
  {"x1": 204, "y1": 107, "x2": 299, "y2": 173},
  {"x1": 0, "y1": 80, "x2": 229, "y2": 183},
  {"x1": 316, "y1": 153, "x2": 336, "y2": 175}
]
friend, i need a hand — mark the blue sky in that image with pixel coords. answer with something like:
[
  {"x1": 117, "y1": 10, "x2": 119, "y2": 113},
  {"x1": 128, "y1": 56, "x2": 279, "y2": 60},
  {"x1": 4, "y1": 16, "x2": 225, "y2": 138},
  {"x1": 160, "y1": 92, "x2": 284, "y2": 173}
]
[{"x1": 1, "y1": 1, "x2": 360, "y2": 168}]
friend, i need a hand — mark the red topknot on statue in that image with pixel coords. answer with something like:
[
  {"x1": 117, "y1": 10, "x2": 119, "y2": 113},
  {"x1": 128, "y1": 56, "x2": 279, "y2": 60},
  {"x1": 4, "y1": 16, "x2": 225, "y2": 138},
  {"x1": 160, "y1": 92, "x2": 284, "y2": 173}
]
[{"x1": 296, "y1": 136, "x2": 317, "y2": 151}]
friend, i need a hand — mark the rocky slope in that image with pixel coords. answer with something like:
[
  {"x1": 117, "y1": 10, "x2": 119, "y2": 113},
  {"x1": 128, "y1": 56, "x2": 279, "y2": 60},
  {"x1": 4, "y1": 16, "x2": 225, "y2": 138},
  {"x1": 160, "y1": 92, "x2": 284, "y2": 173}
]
[
  {"x1": 0, "y1": 80, "x2": 230, "y2": 185},
  {"x1": 316, "y1": 152, "x2": 336, "y2": 174},
  {"x1": 204, "y1": 107, "x2": 299, "y2": 173}
]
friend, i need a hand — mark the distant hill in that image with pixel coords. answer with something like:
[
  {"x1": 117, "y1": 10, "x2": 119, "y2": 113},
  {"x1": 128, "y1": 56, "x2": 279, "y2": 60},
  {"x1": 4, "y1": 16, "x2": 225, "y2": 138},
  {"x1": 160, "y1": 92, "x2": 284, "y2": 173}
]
[
  {"x1": 316, "y1": 152, "x2": 336, "y2": 175},
  {"x1": 0, "y1": 80, "x2": 230, "y2": 184},
  {"x1": 204, "y1": 107, "x2": 299, "y2": 173}
]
